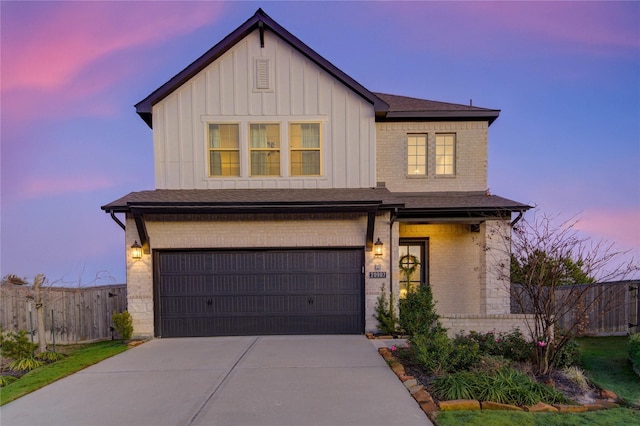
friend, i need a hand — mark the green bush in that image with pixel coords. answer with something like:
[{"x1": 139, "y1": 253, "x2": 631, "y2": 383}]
[
  {"x1": 35, "y1": 351, "x2": 65, "y2": 362},
  {"x1": 471, "y1": 355, "x2": 513, "y2": 375},
  {"x1": 112, "y1": 310, "x2": 134, "y2": 341},
  {"x1": 413, "y1": 332, "x2": 480, "y2": 375},
  {"x1": 464, "y1": 330, "x2": 532, "y2": 363},
  {"x1": 432, "y1": 368, "x2": 568, "y2": 406},
  {"x1": 9, "y1": 356, "x2": 44, "y2": 372},
  {"x1": 553, "y1": 338, "x2": 580, "y2": 369},
  {"x1": 0, "y1": 375, "x2": 17, "y2": 387},
  {"x1": 0, "y1": 329, "x2": 37, "y2": 361},
  {"x1": 398, "y1": 284, "x2": 445, "y2": 338},
  {"x1": 628, "y1": 333, "x2": 640, "y2": 378}
]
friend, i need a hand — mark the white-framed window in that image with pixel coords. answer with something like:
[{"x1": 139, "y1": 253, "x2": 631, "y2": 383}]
[
  {"x1": 208, "y1": 124, "x2": 240, "y2": 177},
  {"x1": 290, "y1": 123, "x2": 321, "y2": 176},
  {"x1": 435, "y1": 133, "x2": 456, "y2": 175},
  {"x1": 407, "y1": 134, "x2": 427, "y2": 176},
  {"x1": 250, "y1": 123, "x2": 281, "y2": 176}
]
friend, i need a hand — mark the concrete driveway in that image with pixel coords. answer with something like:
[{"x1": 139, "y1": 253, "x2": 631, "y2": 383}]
[{"x1": 0, "y1": 335, "x2": 431, "y2": 426}]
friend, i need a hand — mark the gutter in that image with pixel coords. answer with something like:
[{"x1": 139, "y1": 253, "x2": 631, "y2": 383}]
[{"x1": 109, "y1": 210, "x2": 126, "y2": 231}]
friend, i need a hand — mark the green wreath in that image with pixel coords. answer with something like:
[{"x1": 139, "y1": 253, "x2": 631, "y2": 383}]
[{"x1": 399, "y1": 254, "x2": 420, "y2": 279}]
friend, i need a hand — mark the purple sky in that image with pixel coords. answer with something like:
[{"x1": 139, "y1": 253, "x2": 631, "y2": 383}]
[{"x1": 2, "y1": 1, "x2": 638, "y2": 285}]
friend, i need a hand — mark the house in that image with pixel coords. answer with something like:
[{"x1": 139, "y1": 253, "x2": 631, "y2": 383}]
[{"x1": 102, "y1": 9, "x2": 531, "y2": 339}]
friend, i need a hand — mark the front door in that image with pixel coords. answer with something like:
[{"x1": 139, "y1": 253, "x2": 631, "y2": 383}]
[{"x1": 398, "y1": 239, "x2": 428, "y2": 298}]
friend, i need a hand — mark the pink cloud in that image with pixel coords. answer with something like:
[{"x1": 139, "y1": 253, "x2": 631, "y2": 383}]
[
  {"x1": 371, "y1": 1, "x2": 638, "y2": 56},
  {"x1": 575, "y1": 208, "x2": 640, "y2": 252},
  {"x1": 3, "y1": 2, "x2": 225, "y2": 92},
  {"x1": 23, "y1": 175, "x2": 118, "y2": 199}
]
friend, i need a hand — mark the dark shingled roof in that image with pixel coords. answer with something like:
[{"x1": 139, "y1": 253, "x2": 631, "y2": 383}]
[
  {"x1": 102, "y1": 188, "x2": 529, "y2": 218},
  {"x1": 374, "y1": 93, "x2": 500, "y2": 125}
]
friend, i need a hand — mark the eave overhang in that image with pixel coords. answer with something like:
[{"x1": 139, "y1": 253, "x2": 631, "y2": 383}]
[{"x1": 135, "y1": 8, "x2": 388, "y2": 128}]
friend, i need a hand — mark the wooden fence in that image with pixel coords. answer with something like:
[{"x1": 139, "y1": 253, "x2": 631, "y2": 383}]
[
  {"x1": 512, "y1": 280, "x2": 639, "y2": 336},
  {"x1": 0, "y1": 283, "x2": 127, "y2": 344}
]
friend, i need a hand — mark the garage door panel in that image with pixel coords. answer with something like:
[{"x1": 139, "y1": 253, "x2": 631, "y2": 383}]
[{"x1": 157, "y1": 249, "x2": 363, "y2": 337}]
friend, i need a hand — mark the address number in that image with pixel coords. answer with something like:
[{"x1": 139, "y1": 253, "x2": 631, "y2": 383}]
[{"x1": 369, "y1": 271, "x2": 387, "y2": 278}]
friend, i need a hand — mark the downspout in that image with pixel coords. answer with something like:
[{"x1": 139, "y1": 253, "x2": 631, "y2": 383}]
[
  {"x1": 109, "y1": 210, "x2": 126, "y2": 231},
  {"x1": 389, "y1": 208, "x2": 398, "y2": 297},
  {"x1": 510, "y1": 210, "x2": 524, "y2": 227}
]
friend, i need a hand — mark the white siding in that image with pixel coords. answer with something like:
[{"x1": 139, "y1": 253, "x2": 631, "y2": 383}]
[{"x1": 152, "y1": 30, "x2": 376, "y2": 190}]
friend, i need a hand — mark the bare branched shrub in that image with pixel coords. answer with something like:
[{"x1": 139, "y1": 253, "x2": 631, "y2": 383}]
[{"x1": 488, "y1": 212, "x2": 638, "y2": 375}]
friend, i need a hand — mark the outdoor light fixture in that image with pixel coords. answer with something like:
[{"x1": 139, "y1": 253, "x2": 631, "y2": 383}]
[
  {"x1": 374, "y1": 238, "x2": 384, "y2": 257},
  {"x1": 131, "y1": 241, "x2": 143, "y2": 260}
]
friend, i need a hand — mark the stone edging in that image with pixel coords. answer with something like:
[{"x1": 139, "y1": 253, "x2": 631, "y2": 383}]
[{"x1": 376, "y1": 346, "x2": 621, "y2": 415}]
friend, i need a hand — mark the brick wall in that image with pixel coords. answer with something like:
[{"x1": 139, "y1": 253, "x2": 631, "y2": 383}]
[
  {"x1": 376, "y1": 121, "x2": 488, "y2": 193},
  {"x1": 441, "y1": 314, "x2": 536, "y2": 340}
]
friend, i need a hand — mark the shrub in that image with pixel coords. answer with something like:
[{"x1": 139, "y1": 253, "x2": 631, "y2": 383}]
[
  {"x1": 629, "y1": 333, "x2": 640, "y2": 378},
  {"x1": 112, "y1": 310, "x2": 134, "y2": 341},
  {"x1": 0, "y1": 329, "x2": 37, "y2": 361},
  {"x1": 561, "y1": 366, "x2": 590, "y2": 390},
  {"x1": 413, "y1": 332, "x2": 480, "y2": 375},
  {"x1": 35, "y1": 351, "x2": 65, "y2": 362},
  {"x1": 471, "y1": 355, "x2": 512, "y2": 375},
  {"x1": 0, "y1": 375, "x2": 17, "y2": 387},
  {"x1": 553, "y1": 338, "x2": 580, "y2": 369},
  {"x1": 9, "y1": 356, "x2": 44, "y2": 372},
  {"x1": 432, "y1": 367, "x2": 568, "y2": 406},
  {"x1": 398, "y1": 284, "x2": 445, "y2": 338},
  {"x1": 465, "y1": 329, "x2": 532, "y2": 363}
]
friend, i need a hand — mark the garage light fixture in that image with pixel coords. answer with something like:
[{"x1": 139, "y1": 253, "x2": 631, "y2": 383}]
[
  {"x1": 374, "y1": 238, "x2": 384, "y2": 257},
  {"x1": 131, "y1": 241, "x2": 143, "y2": 260}
]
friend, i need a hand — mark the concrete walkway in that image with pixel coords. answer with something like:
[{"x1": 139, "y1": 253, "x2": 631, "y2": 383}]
[{"x1": 0, "y1": 336, "x2": 431, "y2": 426}]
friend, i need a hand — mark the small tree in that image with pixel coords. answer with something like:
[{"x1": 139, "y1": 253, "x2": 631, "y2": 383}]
[
  {"x1": 492, "y1": 212, "x2": 638, "y2": 375},
  {"x1": 374, "y1": 284, "x2": 398, "y2": 335}
]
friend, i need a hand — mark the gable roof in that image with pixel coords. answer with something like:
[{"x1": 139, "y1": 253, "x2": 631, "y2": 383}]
[
  {"x1": 375, "y1": 93, "x2": 500, "y2": 125},
  {"x1": 135, "y1": 8, "x2": 389, "y2": 128}
]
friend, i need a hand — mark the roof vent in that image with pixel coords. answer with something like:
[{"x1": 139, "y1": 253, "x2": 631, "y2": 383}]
[{"x1": 255, "y1": 58, "x2": 270, "y2": 90}]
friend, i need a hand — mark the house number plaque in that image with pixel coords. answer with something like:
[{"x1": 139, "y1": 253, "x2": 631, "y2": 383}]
[{"x1": 369, "y1": 271, "x2": 387, "y2": 278}]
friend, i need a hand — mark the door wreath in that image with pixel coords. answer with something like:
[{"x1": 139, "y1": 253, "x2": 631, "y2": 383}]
[{"x1": 399, "y1": 254, "x2": 420, "y2": 280}]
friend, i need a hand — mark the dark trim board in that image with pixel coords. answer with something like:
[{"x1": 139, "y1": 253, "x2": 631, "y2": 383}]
[{"x1": 153, "y1": 247, "x2": 365, "y2": 337}]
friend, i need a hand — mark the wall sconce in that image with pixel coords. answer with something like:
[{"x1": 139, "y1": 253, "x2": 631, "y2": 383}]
[
  {"x1": 374, "y1": 238, "x2": 384, "y2": 257},
  {"x1": 131, "y1": 241, "x2": 143, "y2": 260}
]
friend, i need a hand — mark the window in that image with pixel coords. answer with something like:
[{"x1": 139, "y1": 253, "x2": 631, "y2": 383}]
[
  {"x1": 407, "y1": 134, "x2": 427, "y2": 176},
  {"x1": 290, "y1": 123, "x2": 321, "y2": 176},
  {"x1": 435, "y1": 134, "x2": 455, "y2": 175},
  {"x1": 208, "y1": 124, "x2": 240, "y2": 176},
  {"x1": 398, "y1": 240, "x2": 428, "y2": 299},
  {"x1": 250, "y1": 123, "x2": 280, "y2": 176}
]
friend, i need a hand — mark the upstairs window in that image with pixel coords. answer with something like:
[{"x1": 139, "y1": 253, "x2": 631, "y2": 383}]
[
  {"x1": 407, "y1": 134, "x2": 427, "y2": 176},
  {"x1": 250, "y1": 123, "x2": 280, "y2": 176},
  {"x1": 435, "y1": 134, "x2": 456, "y2": 175},
  {"x1": 208, "y1": 124, "x2": 240, "y2": 176},
  {"x1": 290, "y1": 123, "x2": 321, "y2": 176}
]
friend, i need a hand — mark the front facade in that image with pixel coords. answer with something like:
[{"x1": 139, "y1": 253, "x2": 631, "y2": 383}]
[{"x1": 103, "y1": 9, "x2": 530, "y2": 339}]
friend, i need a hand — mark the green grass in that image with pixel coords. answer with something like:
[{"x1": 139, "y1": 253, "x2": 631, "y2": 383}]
[
  {"x1": 434, "y1": 408, "x2": 640, "y2": 426},
  {"x1": 0, "y1": 340, "x2": 128, "y2": 406},
  {"x1": 576, "y1": 336, "x2": 640, "y2": 406}
]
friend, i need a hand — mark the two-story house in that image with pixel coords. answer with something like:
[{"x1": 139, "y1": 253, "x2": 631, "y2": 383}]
[{"x1": 102, "y1": 9, "x2": 531, "y2": 339}]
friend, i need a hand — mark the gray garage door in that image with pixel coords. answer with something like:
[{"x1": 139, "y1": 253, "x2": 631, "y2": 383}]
[{"x1": 155, "y1": 249, "x2": 364, "y2": 337}]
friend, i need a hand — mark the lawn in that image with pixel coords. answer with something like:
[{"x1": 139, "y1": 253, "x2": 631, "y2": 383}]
[
  {"x1": 576, "y1": 336, "x2": 640, "y2": 406},
  {"x1": 0, "y1": 340, "x2": 129, "y2": 406}
]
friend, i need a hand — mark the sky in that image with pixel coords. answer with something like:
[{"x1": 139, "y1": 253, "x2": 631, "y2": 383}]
[{"x1": 1, "y1": 1, "x2": 639, "y2": 286}]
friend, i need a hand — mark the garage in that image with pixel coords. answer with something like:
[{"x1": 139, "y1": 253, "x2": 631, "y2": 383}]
[{"x1": 155, "y1": 248, "x2": 364, "y2": 337}]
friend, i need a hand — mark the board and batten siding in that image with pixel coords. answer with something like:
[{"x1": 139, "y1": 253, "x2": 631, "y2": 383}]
[{"x1": 152, "y1": 30, "x2": 376, "y2": 190}]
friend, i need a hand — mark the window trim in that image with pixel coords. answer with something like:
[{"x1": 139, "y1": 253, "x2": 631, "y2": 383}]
[
  {"x1": 435, "y1": 133, "x2": 456, "y2": 176},
  {"x1": 289, "y1": 122, "x2": 322, "y2": 177},
  {"x1": 207, "y1": 123, "x2": 241, "y2": 177},
  {"x1": 406, "y1": 133, "x2": 427, "y2": 177},
  {"x1": 249, "y1": 122, "x2": 282, "y2": 177}
]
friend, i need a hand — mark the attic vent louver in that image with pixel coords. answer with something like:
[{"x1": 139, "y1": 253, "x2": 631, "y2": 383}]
[{"x1": 255, "y1": 58, "x2": 270, "y2": 90}]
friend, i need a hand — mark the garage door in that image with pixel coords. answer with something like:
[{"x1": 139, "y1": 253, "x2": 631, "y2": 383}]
[{"x1": 155, "y1": 249, "x2": 364, "y2": 337}]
